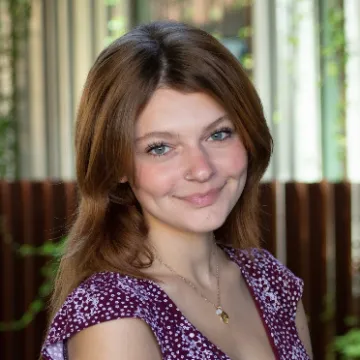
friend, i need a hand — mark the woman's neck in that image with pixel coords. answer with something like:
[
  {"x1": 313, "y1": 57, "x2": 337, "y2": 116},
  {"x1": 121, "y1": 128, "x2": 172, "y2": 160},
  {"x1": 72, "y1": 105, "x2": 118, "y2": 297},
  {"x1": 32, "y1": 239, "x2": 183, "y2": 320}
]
[{"x1": 147, "y1": 227, "x2": 217, "y2": 286}]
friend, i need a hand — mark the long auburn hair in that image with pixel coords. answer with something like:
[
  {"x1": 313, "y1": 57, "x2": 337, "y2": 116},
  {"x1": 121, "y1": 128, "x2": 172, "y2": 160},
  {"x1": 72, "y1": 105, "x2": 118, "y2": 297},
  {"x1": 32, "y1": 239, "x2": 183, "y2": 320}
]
[{"x1": 50, "y1": 20, "x2": 273, "y2": 319}]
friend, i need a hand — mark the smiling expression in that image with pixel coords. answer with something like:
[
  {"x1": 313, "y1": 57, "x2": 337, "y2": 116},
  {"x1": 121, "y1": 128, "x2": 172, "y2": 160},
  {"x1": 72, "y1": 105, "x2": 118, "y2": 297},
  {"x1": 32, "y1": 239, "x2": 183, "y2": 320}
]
[{"x1": 129, "y1": 89, "x2": 248, "y2": 235}]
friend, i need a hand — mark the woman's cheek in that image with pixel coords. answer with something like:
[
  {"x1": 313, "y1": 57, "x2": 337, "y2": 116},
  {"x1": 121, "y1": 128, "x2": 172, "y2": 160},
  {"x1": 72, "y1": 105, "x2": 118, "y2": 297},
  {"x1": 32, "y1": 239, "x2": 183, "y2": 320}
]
[
  {"x1": 232, "y1": 148, "x2": 248, "y2": 173},
  {"x1": 218, "y1": 142, "x2": 248, "y2": 175},
  {"x1": 134, "y1": 161, "x2": 178, "y2": 195}
]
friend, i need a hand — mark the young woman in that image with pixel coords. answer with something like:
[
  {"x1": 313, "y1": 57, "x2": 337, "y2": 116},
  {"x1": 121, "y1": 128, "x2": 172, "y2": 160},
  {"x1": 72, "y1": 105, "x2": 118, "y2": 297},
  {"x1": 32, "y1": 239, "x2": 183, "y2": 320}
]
[{"x1": 41, "y1": 21, "x2": 313, "y2": 360}]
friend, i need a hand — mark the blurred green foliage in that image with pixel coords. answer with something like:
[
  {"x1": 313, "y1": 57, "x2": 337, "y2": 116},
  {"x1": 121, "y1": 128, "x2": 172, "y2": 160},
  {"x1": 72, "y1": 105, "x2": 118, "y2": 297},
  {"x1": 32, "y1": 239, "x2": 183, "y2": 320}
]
[
  {"x1": 0, "y1": 0, "x2": 31, "y2": 179},
  {"x1": 0, "y1": 238, "x2": 65, "y2": 331},
  {"x1": 333, "y1": 329, "x2": 360, "y2": 359}
]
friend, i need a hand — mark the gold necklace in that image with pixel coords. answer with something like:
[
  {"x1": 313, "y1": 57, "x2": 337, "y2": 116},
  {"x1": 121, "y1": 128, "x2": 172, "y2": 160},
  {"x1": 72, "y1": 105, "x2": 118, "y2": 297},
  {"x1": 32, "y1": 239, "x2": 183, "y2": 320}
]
[{"x1": 154, "y1": 243, "x2": 230, "y2": 324}]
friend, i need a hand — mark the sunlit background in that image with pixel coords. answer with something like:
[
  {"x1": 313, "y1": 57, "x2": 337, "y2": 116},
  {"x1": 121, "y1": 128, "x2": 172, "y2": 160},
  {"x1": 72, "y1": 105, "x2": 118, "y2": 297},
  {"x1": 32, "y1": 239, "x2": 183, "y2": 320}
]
[{"x1": 1, "y1": 0, "x2": 360, "y2": 182}]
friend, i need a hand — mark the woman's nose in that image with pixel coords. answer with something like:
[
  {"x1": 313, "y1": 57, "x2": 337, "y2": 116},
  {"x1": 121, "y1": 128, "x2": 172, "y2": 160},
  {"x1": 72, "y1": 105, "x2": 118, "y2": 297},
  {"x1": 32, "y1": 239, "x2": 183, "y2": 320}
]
[{"x1": 183, "y1": 146, "x2": 215, "y2": 182}]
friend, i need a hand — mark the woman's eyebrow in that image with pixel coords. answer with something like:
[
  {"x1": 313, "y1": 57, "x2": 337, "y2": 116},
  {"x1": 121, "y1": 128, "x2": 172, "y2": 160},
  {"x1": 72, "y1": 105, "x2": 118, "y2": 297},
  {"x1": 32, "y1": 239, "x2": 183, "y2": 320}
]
[
  {"x1": 135, "y1": 131, "x2": 177, "y2": 143},
  {"x1": 135, "y1": 114, "x2": 229, "y2": 143},
  {"x1": 204, "y1": 115, "x2": 229, "y2": 132}
]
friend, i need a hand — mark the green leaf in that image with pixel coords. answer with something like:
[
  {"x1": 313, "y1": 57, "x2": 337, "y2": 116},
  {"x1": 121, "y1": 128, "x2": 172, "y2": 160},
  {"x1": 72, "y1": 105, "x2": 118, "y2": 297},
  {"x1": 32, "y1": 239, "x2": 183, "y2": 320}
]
[
  {"x1": 272, "y1": 110, "x2": 281, "y2": 125},
  {"x1": 334, "y1": 329, "x2": 360, "y2": 358},
  {"x1": 237, "y1": 26, "x2": 252, "y2": 39},
  {"x1": 18, "y1": 244, "x2": 37, "y2": 256},
  {"x1": 242, "y1": 54, "x2": 253, "y2": 70},
  {"x1": 326, "y1": 61, "x2": 339, "y2": 77},
  {"x1": 29, "y1": 299, "x2": 44, "y2": 313},
  {"x1": 21, "y1": 313, "x2": 33, "y2": 326},
  {"x1": 39, "y1": 282, "x2": 53, "y2": 297}
]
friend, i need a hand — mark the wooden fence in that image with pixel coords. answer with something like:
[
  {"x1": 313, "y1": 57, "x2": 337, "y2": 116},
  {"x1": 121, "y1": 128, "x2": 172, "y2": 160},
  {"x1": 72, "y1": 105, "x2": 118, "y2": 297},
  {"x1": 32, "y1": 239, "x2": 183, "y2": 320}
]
[{"x1": 0, "y1": 181, "x2": 359, "y2": 360}]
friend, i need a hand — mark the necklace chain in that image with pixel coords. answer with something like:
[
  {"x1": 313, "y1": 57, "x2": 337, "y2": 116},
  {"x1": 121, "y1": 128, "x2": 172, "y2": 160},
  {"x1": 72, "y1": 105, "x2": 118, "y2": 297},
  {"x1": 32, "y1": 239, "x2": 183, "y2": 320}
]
[
  {"x1": 154, "y1": 243, "x2": 221, "y2": 310},
  {"x1": 153, "y1": 241, "x2": 230, "y2": 323}
]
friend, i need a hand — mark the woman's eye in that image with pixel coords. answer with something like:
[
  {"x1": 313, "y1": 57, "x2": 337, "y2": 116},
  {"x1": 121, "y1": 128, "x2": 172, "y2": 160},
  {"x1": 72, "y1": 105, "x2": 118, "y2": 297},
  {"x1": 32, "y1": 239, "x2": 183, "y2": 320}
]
[
  {"x1": 209, "y1": 128, "x2": 233, "y2": 141},
  {"x1": 147, "y1": 144, "x2": 171, "y2": 156}
]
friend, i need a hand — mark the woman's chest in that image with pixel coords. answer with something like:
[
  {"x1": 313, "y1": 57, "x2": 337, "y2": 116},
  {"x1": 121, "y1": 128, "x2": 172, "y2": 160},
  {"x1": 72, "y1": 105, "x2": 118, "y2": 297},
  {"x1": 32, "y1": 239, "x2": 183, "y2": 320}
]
[
  {"x1": 141, "y1": 250, "x2": 309, "y2": 360},
  {"x1": 152, "y1": 299, "x2": 305, "y2": 360},
  {"x1": 150, "y1": 275, "x2": 276, "y2": 359}
]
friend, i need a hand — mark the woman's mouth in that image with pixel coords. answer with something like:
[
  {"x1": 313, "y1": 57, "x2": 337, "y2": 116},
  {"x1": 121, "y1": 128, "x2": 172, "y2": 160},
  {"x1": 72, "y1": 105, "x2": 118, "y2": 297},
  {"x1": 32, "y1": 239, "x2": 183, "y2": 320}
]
[{"x1": 178, "y1": 187, "x2": 223, "y2": 207}]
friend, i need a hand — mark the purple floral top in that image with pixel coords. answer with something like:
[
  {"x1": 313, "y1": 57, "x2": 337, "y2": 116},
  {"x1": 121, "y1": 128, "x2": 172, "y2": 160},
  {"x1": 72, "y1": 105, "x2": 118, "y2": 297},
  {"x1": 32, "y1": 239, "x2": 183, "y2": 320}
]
[{"x1": 41, "y1": 246, "x2": 310, "y2": 359}]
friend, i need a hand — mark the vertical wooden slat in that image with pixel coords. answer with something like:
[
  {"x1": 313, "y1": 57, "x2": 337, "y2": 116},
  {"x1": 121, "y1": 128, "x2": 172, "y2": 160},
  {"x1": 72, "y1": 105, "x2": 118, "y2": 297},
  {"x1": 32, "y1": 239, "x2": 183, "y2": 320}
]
[
  {"x1": 0, "y1": 182, "x2": 14, "y2": 360},
  {"x1": 351, "y1": 183, "x2": 360, "y2": 328},
  {"x1": 334, "y1": 182, "x2": 353, "y2": 335},
  {"x1": 22, "y1": 181, "x2": 36, "y2": 359},
  {"x1": 0, "y1": 183, "x2": 6, "y2": 355},
  {"x1": 10, "y1": 182, "x2": 27, "y2": 359},
  {"x1": 285, "y1": 182, "x2": 311, "y2": 312},
  {"x1": 259, "y1": 181, "x2": 277, "y2": 255},
  {"x1": 31, "y1": 181, "x2": 53, "y2": 356},
  {"x1": 308, "y1": 182, "x2": 329, "y2": 360},
  {"x1": 0, "y1": 182, "x2": 3, "y2": 353}
]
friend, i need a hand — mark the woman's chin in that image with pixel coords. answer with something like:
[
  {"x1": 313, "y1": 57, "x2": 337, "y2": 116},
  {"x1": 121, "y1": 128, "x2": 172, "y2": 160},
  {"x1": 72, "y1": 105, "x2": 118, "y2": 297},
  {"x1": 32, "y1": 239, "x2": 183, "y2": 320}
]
[{"x1": 180, "y1": 212, "x2": 228, "y2": 234}]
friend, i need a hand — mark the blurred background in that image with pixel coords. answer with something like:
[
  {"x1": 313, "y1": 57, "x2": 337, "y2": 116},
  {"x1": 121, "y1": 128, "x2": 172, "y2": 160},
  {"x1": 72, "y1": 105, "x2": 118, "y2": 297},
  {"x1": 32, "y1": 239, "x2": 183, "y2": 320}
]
[{"x1": 0, "y1": 0, "x2": 359, "y2": 359}]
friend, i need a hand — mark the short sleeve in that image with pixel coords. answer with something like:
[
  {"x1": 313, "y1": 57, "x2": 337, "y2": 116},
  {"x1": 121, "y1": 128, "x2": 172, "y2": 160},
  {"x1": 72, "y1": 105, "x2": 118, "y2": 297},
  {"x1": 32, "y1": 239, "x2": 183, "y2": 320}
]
[
  {"x1": 259, "y1": 249, "x2": 304, "y2": 321},
  {"x1": 225, "y1": 246, "x2": 309, "y2": 359},
  {"x1": 230, "y1": 246, "x2": 304, "y2": 322},
  {"x1": 41, "y1": 272, "x2": 151, "y2": 360}
]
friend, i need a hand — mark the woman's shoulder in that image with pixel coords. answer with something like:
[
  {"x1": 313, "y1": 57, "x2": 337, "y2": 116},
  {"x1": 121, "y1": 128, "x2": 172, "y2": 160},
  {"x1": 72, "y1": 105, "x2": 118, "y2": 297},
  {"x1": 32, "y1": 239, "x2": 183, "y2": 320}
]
[
  {"x1": 41, "y1": 272, "x2": 155, "y2": 359},
  {"x1": 223, "y1": 244, "x2": 302, "y2": 278},
  {"x1": 222, "y1": 245, "x2": 304, "y2": 316}
]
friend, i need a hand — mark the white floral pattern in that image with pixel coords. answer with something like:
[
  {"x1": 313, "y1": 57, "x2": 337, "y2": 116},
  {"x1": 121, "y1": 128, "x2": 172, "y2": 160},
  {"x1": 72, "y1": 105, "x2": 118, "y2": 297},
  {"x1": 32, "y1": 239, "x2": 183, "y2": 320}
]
[{"x1": 41, "y1": 247, "x2": 310, "y2": 359}]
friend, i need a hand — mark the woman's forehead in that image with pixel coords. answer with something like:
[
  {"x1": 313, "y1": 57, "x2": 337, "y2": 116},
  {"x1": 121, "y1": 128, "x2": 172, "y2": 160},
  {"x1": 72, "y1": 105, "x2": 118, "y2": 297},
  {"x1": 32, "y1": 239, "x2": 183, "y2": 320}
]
[{"x1": 135, "y1": 89, "x2": 229, "y2": 135}]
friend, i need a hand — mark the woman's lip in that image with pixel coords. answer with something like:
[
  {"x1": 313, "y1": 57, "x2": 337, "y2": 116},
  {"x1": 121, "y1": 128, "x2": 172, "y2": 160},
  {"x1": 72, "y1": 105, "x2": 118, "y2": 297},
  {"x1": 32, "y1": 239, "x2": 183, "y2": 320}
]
[{"x1": 178, "y1": 187, "x2": 222, "y2": 207}]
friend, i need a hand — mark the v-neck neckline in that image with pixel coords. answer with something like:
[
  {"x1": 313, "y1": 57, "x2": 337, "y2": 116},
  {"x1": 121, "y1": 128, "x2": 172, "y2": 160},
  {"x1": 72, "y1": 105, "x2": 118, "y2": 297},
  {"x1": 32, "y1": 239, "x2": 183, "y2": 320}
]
[{"x1": 140, "y1": 245, "x2": 279, "y2": 360}]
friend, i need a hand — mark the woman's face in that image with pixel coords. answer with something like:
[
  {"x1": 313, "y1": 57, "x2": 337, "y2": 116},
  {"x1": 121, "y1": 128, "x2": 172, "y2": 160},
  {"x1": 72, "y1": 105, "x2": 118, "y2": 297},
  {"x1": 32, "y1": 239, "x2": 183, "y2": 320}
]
[{"x1": 130, "y1": 89, "x2": 248, "y2": 235}]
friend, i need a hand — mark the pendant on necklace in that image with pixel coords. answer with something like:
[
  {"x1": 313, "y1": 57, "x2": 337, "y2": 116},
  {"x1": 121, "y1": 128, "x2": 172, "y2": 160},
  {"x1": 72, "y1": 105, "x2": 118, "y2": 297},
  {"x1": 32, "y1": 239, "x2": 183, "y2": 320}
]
[{"x1": 215, "y1": 306, "x2": 229, "y2": 324}]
